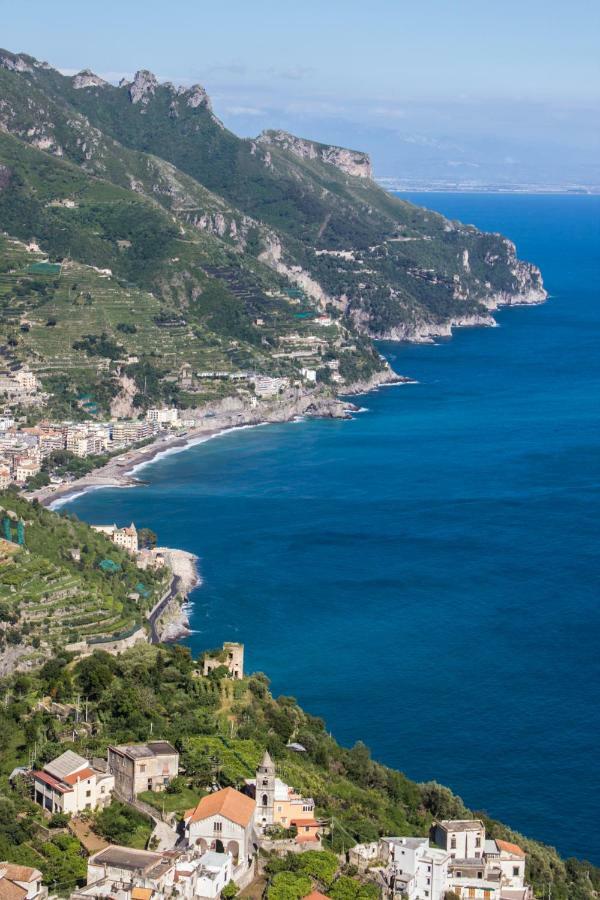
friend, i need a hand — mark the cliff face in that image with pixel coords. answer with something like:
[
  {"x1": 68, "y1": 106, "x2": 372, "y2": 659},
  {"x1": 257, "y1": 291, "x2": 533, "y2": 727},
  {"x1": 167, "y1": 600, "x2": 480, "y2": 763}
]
[{"x1": 256, "y1": 130, "x2": 373, "y2": 178}]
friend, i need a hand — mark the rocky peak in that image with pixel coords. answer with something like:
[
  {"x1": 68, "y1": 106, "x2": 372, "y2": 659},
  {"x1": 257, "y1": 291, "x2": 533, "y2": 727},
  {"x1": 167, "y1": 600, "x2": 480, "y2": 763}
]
[
  {"x1": 126, "y1": 69, "x2": 158, "y2": 104},
  {"x1": 256, "y1": 130, "x2": 372, "y2": 179},
  {"x1": 185, "y1": 84, "x2": 212, "y2": 110},
  {"x1": 72, "y1": 69, "x2": 107, "y2": 90},
  {"x1": 0, "y1": 51, "x2": 33, "y2": 74}
]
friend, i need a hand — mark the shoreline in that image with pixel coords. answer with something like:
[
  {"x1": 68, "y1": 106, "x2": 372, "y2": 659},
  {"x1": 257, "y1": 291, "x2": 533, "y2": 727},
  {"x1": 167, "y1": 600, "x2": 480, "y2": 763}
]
[
  {"x1": 34, "y1": 289, "x2": 548, "y2": 511},
  {"x1": 35, "y1": 369, "x2": 407, "y2": 510}
]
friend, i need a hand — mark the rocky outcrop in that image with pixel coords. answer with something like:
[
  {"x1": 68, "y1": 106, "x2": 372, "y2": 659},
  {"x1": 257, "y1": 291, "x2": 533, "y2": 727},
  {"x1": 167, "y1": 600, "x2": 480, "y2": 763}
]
[
  {"x1": 153, "y1": 597, "x2": 191, "y2": 642},
  {"x1": 185, "y1": 84, "x2": 211, "y2": 110},
  {"x1": 72, "y1": 69, "x2": 107, "y2": 89},
  {"x1": 256, "y1": 130, "x2": 372, "y2": 178},
  {"x1": 0, "y1": 52, "x2": 33, "y2": 73},
  {"x1": 126, "y1": 70, "x2": 158, "y2": 104}
]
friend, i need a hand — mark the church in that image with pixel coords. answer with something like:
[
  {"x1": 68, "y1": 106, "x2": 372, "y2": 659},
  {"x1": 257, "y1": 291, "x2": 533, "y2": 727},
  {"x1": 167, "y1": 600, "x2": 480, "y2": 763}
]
[{"x1": 246, "y1": 750, "x2": 318, "y2": 837}]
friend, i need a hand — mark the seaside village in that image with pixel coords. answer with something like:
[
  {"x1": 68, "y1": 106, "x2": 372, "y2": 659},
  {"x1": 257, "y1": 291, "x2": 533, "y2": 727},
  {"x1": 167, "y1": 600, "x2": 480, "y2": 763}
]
[
  {"x1": 0, "y1": 356, "x2": 331, "y2": 491},
  {"x1": 0, "y1": 364, "x2": 324, "y2": 490},
  {"x1": 0, "y1": 642, "x2": 534, "y2": 900}
]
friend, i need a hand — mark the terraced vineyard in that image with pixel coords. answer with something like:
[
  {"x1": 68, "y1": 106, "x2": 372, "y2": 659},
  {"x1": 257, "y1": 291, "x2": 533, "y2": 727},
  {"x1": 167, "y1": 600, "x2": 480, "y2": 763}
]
[{"x1": 0, "y1": 492, "x2": 168, "y2": 671}]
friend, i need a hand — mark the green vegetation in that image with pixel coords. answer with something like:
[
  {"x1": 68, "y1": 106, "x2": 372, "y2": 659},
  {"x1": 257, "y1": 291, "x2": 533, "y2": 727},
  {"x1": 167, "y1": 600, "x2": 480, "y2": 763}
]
[
  {"x1": 0, "y1": 490, "x2": 166, "y2": 663},
  {"x1": 0, "y1": 50, "x2": 544, "y2": 418},
  {"x1": 93, "y1": 801, "x2": 152, "y2": 848},
  {"x1": 0, "y1": 496, "x2": 596, "y2": 900}
]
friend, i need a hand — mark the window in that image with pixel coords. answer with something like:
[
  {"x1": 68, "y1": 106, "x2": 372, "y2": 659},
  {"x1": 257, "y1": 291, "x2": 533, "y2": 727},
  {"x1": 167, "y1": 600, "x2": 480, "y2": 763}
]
[
  {"x1": 513, "y1": 866, "x2": 520, "y2": 877},
  {"x1": 214, "y1": 821, "x2": 222, "y2": 833},
  {"x1": 262, "y1": 794, "x2": 269, "y2": 807},
  {"x1": 140, "y1": 764, "x2": 146, "y2": 773},
  {"x1": 262, "y1": 779, "x2": 269, "y2": 786},
  {"x1": 477, "y1": 871, "x2": 483, "y2": 879},
  {"x1": 85, "y1": 790, "x2": 91, "y2": 798},
  {"x1": 100, "y1": 786, "x2": 105, "y2": 794},
  {"x1": 455, "y1": 871, "x2": 462, "y2": 879},
  {"x1": 451, "y1": 837, "x2": 457, "y2": 849},
  {"x1": 475, "y1": 836, "x2": 481, "y2": 847}
]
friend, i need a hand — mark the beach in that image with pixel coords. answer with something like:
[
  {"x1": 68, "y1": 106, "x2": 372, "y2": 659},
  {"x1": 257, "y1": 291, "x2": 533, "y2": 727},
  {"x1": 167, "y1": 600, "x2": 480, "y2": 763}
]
[{"x1": 33, "y1": 368, "x2": 404, "y2": 509}]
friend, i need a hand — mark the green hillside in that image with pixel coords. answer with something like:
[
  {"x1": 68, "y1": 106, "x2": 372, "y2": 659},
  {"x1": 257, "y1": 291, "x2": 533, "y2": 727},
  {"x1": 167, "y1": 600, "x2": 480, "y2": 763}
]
[
  {"x1": 0, "y1": 48, "x2": 546, "y2": 359},
  {"x1": 0, "y1": 610, "x2": 597, "y2": 897},
  {"x1": 0, "y1": 491, "x2": 166, "y2": 670}
]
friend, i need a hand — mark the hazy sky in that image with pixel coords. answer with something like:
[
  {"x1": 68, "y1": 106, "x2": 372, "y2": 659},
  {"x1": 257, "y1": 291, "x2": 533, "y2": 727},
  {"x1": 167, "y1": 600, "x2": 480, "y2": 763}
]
[{"x1": 3, "y1": 0, "x2": 599, "y2": 184}]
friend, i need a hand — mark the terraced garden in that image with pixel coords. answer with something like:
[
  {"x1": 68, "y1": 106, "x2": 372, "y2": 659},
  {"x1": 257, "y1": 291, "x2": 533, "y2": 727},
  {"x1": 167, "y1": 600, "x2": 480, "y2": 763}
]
[{"x1": 0, "y1": 492, "x2": 168, "y2": 669}]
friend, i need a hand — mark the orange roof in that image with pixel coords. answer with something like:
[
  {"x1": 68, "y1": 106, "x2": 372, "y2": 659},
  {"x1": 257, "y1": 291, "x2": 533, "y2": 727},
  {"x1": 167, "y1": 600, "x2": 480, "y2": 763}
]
[
  {"x1": 0, "y1": 881, "x2": 26, "y2": 900},
  {"x1": 132, "y1": 888, "x2": 153, "y2": 900},
  {"x1": 291, "y1": 819, "x2": 319, "y2": 827},
  {"x1": 63, "y1": 767, "x2": 95, "y2": 785},
  {"x1": 184, "y1": 787, "x2": 255, "y2": 828},
  {"x1": 0, "y1": 866, "x2": 40, "y2": 884},
  {"x1": 303, "y1": 892, "x2": 330, "y2": 900},
  {"x1": 296, "y1": 833, "x2": 320, "y2": 843},
  {"x1": 496, "y1": 839, "x2": 526, "y2": 858}
]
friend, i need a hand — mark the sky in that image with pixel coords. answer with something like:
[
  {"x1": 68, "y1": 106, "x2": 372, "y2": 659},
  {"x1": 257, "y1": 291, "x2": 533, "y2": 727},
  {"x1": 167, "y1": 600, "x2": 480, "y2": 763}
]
[{"x1": 3, "y1": 0, "x2": 599, "y2": 186}]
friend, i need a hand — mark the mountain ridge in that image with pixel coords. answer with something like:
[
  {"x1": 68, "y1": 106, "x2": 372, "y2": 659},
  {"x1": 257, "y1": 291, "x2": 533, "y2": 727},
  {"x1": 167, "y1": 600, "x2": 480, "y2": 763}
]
[{"x1": 0, "y1": 47, "x2": 546, "y2": 415}]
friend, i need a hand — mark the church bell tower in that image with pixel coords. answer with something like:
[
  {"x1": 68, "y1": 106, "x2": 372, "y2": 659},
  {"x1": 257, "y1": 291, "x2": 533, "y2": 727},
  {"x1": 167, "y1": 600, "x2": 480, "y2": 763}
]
[{"x1": 256, "y1": 749, "x2": 275, "y2": 826}]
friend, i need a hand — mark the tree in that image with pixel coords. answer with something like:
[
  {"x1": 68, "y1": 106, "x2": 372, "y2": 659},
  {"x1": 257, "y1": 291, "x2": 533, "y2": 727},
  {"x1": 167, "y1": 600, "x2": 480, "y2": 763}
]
[
  {"x1": 222, "y1": 882, "x2": 238, "y2": 900},
  {"x1": 75, "y1": 652, "x2": 116, "y2": 699},
  {"x1": 329, "y1": 877, "x2": 378, "y2": 900},
  {"x1": 94, "y1": 801, "x2": 148, "y2": 844},
  {"x1": 267, "y1": 872, "x2": 312, "y2": 900},
  {"x1": 138, "y1": 527, "x2": 157, "y2": 549}
]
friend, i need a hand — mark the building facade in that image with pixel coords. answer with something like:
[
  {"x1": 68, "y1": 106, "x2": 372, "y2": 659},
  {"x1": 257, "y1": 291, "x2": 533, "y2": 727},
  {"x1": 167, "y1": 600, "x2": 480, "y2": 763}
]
[
  {"x1": 184, "y1": 787, "x2": 256, "y2": 866},
  {"x1": 32, "y1": 750, "x2": 113, "y2": 815},
  {"x1": 108, "y1": 741, "x2": 179, "y2": 800}
]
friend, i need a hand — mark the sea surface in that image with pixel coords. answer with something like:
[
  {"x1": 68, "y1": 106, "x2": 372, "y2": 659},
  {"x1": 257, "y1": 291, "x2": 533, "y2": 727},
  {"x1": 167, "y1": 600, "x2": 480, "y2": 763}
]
[{"x1": 63, "y1": 193, "x2": 600, "y2": 863}]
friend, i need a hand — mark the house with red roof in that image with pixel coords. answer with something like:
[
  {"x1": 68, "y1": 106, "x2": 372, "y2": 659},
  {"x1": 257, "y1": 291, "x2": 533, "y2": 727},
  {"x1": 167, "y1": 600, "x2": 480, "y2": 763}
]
[{"x1": 32, "y1": 750, "x2": 114, "y2": 816}]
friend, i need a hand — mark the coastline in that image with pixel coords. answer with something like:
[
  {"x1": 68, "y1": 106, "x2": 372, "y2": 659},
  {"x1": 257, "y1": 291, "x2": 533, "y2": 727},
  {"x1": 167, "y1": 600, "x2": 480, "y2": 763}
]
[
  {"x1": 32, "y1": 282, "x2": 549, "y2": 511},
  {"x1": 34, "y1": 368, "x2": 406, "y2": 510}
]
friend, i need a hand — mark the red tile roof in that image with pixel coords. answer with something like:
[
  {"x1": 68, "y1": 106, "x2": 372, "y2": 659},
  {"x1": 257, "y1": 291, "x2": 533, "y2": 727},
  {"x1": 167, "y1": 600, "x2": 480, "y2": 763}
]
[
  {"x1": 63, "y1": 767, "x2": 95, "y2": 785},
  {"x1": 32, "y1": 770, "x2": 72, "y2": 794},
  {"x1": 184, "y1": 787, "x2": 255, "y2": 828},
  {"x1": 496, "y1": 839, "x2": 526, "y2": 858}
]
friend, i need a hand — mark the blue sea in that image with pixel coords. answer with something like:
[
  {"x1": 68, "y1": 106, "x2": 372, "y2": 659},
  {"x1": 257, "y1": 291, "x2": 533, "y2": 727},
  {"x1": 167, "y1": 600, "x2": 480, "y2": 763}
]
[{"x1": 63, "y1": 193, "x2": 600, "y2": 863}]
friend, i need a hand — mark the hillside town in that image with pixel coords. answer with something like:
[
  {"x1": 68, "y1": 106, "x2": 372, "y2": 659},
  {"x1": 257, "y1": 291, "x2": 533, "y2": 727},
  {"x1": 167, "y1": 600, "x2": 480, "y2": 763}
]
[
  {"x1": 5, "y1": 734, "x2": 534, "y2": 900},
  {"x1": 0, "y1": 360, "x2": 336, "y2": 491}
]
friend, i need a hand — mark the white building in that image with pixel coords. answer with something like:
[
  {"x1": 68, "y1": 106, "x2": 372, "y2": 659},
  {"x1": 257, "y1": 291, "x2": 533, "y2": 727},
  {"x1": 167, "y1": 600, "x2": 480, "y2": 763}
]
[
  {"x1": 187, "y1": 851, "x2": 232, "y2": 899},
  {"x1": 494, "y1": 840, "x2": 529, "y2": 897},
  {"x1": 253, "y1": 376, "x2": 289, "y2": 398},
  {"x1": 381, "y1": 837, "x2": 449, "y2": 900},
  {"x1": 13, "y1": 457, "x2": 41, "y2": 484},
  {"x1": 184, "y1": 787, "x2": 257, "y2": 868},
  {"x1": 433, "y1": 819, "x2": 485, "y2": 859},
  {"x1": 146, "y1": 408, "x2": 179, "y2": 426},
  {"x1": 92, "y1": 523, "x2": 138, "y2": 554},
  {"x1": 32, "y1": 750, "x2": 114, "y2": 815},
  {"x1": 300, "y1": 368, "x2": 317, "y2": 383},
  {"x1": 14, "y1": 368, "x2": 40, "y2": 393}
]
